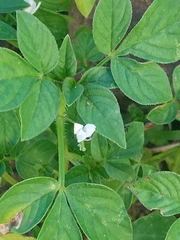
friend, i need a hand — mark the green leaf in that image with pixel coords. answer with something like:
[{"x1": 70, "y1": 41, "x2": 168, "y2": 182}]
[
  {"x1": 77, "y1": 85, "x2": 126, "y2": 148},
  {"x1": 38, "y1": 193, "x2": 82, "y2": 240},
  {"x1": 173, "y1": 65, "x2": 180, "y2": 99},
  {"x1": 0, "y1": 0, "x2": 28, "y2": 13},
  {"x1": 0, "y1": 234, "x2": 35, "y2": 240},
  {"x1": 165, "y1": 217, "x2": 180, "y2": 240},
  {"x1": 0, "y1": 21, "x2": 16, "y2": 40},
  {"x1": 117, "y1": 183, "x2": 133, "y2": 210},
  {"x1": 16, "y1": 140, "x2": 57, "y2": 179},
  {"x1": 129, "y1": 171, "x2": 180, "y2": 216},
  {"x1": 17, "y1": 11, "x2": 59, "y2": 74},
  {"x1": 0, "y1": 111, "x2": 20, "y2": 154},
  {"x1": 116, "y1": 0, "x2": 180, "y2": 63},
  {"x1": 140, "y1": 164, "x2": 159, "y2": 177},
  {"x1": 89, "y1": 169, "x2": 101, "y2": 184},
  {"x1": 111, "y1": 58, "x2": 172, "y2": 105},
  {"x1": 63, "y1": 78, "x2": 84, "y2": 106},
  {"x1": 54, "y1": 35, "x2": 77, "y2": 79},
  {"x1": 91, "y1": 133, "x2": 108, "y2": 161},
  {"x1": 66, "y1": 183, "x2": 133, "y2": 240},
  {"x1": 0, "y1": 177, "x2": 59, "y2": 233},
  {"x1": 107, "y1": 122, "x2": 144, "y2": 160},
  {"x1": 65, "y1": 166, "x2": 90, "y2": 187},
  {"x1": 133, "y1": 211, "x2": 175, "y2": 240},
  {"x1": 39, "y1": 0, "x2": 72, "y2": 12},
  {"x1": 73, "y1": 26, "x2": 103, "y2": 64},
  {"x1": 81, "y1": 67, "x2": 117, "y2": 89},
  {"x1": 105, "y1": 160, "x2": 135, "y2": 181},
  {"x1": 147, "y1": 101, "x2": 178, "y2": 124},
  {"x1": 0, "y1": 48, "x2": 38, "y2": 111},
  {"x1": 35, "y1": 9, "x2": 68, "y2": 46},
  {"x1": 93, "y1": 0, "x2": 132, "y2": 54},
  {"x1": 75, "y1": 0, "x2": 96, "y2": 18},
  {"x1": 20, "y1": 80, "x2": 60, "y2": 140}
]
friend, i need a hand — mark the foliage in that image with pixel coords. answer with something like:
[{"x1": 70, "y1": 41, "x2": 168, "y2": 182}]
[{"x1": 0, "y1": 0, "x2": 180, "y2": 239}]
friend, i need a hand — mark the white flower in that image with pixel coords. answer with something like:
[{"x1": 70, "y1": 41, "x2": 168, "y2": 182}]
[
  {"x1": 23, "y1": 0, "x2": 41, "y2": 14},
  {"x1": 74, "y1": 123, "x2": 96, "y2": 143}
]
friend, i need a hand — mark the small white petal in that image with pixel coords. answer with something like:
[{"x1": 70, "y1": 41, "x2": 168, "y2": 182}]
[
  {"x1": 24, "y1": 0, "x2": 34, "y2": 3},
  {"x1": 76, "y1": 129, "x2": 87, "y2": 143},
  {"x1": 23, "y1": 0, "x2": 41, "y2": 14},
  {"x1": 74, "y1": 123, "x2": 83, "y2": 134},
  {"x1": 83, "y1": 124, "x2": 96, "y2": 138},
  {"x1": 34, "y1": 2, "x2": 41, "y2": 12}
]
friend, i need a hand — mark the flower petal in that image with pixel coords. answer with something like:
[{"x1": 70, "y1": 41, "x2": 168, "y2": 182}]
[
  {"x1": 24, "y1": 0, "x2": 34, "y2": 4},
  {"x1": 83, "y1": 124, "x2": 96, "y2": 137},
  {"x1": 74, "y1": 123, "x2": 83, "y2": 134},
  {"x1": 76, "y1": 129, "x2": 87, "y2": 142},
  {"x1": 23, "y1": 0, "x2": 41, "y2": 14},
  {"x1": 34, "y1": 2, "x2": 41, "y2": 13}
]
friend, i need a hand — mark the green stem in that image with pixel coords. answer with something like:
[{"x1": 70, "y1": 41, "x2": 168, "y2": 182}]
[
  {"x1": 146, "y1": 146, "x2": 179, "y2": 164},
  {"x1": 56, "y1": 93, "x2": 66, "y2": 187},
  {"x1": 2, "y1": 171, "x2": 17, "y2": 185},
  {"x1": 96, "y1": 56, "x2": 111, "y2": 67}
]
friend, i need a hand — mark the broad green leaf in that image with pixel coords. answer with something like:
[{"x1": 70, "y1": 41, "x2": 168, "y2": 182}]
[
  {"x1": 0, "y1": 21, "x2": 16, "y2": 40},
  {"x1": 0, "y1": 177, "x2": 59, "y2": 232},
  {"x1": 66, "y1": 183, "x2": 133, "y2": 240},
  {"x1": 101, "y1": 178, "x2": 123, "y2": 192},
  {"x1": 35, "y1": 9, "x2": 68, "y2": 47},
  {"x1": 0, "y1": 48, "x2": 38, "y2": 111},
  {"x1": 116, "y1": 0, "x2": 180, "y2": 63},
  {"x1": 81, "y1": 67, "x2": 117, "y2": 89},
  {"x1": 91, "y1": 133, "x2": 108, "y2": 161},
  {"x1": 107, "y1": 122, "x2": 144, "y2": 160},
  {"x1": 93, "y1": 165, "x2": 109, "y2": 180},
  {"x1": 0, "y1": 234, "x2": 35, "y2": 240},
  {"x1": 89, "y1": 169, "x2": 101, "y2": 184},
  {"x1": 111, "y1": 58, "x2": 172, "y2": 105},
  {"x1": 73, "y1": 26, "x2": 103, "y2": 64},
  {"x1": 63, "y1": 78, "x2": 84, "y2": 106},
  {"x1": 39, "y1": 0, "x2": 72, "y2": 11},
  {"x1": 140, "y1": 164, "x2": 159, "y2": 177},
  {"x1": 65, "y1": 165, "x2": 90, "y2": 187},
  {"x1": 93, "y1": 0, "x2": 132, "y2": 54},
  {"x1": 165, "y1": 217, "x2": 180, "y2": 240},
  {"x1": 38, "y1": 193, "x2": 82, "y2": 240},
  {"x1": 117, "y1": 183, "x2": 133, "y2": 210},
  {"x1": 20, "y1": 80, "x2": 60, "y2": 140},
  {"x1": 75, "y1": 0, "x2": 96, "y2": 18},
  {"x1": 173, "y1": 65, "x2": 180, "y2": 99},
  {"x1": 16, "y1": 140, "x2": 57, "y2": 179},
  {"x1": 129, "y1": 171, "x2": 180, "y2": 216},
  {"x1": 133, "y1": 211, "x2": 175, "y2": 240},
  {"x1": 105, "y1": 160, "x2": 135, "y2": 181},
  {"x1": 17, "y1": 11, "x2": 59, "y2": 74},
  {"x1": 0, "y1": 0, "x2": 28, "y2": 13},
  {"x1": 0, "y1": 111, "x2": 20, "y2": 154},
  {"x1": 77, "y1": 85, "x2": 126, "y2": 148},
  {"x1": 53, "y1": 35, "x2": 77, "y2": 79},
  {"x1": 10, "y1": 129, "x2": 56, "y2": 158},
  {"x1": 147, "y1": 101, "x2": 178, "y2": 124}
]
